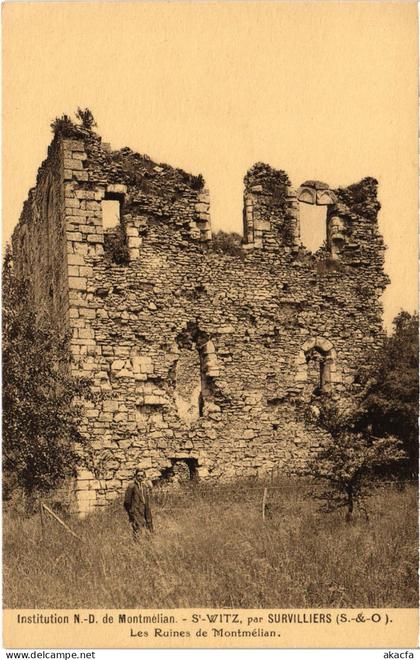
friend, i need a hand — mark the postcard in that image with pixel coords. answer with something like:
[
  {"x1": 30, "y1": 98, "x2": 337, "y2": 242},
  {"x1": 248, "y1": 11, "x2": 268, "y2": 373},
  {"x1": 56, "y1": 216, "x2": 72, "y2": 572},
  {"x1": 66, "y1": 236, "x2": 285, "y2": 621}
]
[{"x1": 3, "y1": 1, "x2": 418, "y2": 651}]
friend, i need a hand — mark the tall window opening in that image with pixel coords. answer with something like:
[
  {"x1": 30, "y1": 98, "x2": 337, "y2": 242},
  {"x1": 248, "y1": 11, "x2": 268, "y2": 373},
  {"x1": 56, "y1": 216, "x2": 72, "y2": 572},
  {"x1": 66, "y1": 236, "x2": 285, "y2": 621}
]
[
  {"x1": 102, "y1": 194, "x2": 129, "y2": 264},
  {"x1": 173, "y1": 323, "x2": 211, "y2": 424},
  {"x1": 306, "y1": 348, "x2": 332, "y2": 395},
  {"x1": 101, "y1": 199, "x2": 121, "y2": 230},
  {"x1": 299, "y1": 203, "x2": 327, "y2": 253}
]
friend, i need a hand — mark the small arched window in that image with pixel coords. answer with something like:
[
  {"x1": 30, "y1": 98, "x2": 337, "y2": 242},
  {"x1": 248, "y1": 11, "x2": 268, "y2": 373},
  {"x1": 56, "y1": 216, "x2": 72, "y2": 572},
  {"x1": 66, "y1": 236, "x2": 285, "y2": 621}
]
[
  {"x1": 295, "y1": 336, "x2": 336, "y2": 396},
  {"x1": 306, "y1": 348, "x2": 332, "y2": 395}
]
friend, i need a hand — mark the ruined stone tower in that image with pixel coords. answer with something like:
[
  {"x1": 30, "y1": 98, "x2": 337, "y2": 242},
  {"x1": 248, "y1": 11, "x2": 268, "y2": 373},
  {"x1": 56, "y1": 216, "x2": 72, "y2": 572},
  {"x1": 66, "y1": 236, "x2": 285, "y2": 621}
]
[{"x1": 12, "y1": 124, "x2": 389, "y2": 515}]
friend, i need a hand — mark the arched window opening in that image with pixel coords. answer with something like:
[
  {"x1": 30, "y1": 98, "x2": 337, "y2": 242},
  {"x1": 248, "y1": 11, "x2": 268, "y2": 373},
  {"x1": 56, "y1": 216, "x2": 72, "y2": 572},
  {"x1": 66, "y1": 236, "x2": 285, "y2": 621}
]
[
  {"x1": 296, "y1": 181, "x2": 337, "y2": 255},
  {"x1": 299, "y1": 203, "x2": 328, "y2": 253},
  {"x1": 306, "y1": 348, "x2": 332, "y2": 395},
  {"x1": 296, "y1": 337, "x2": 336, "y2": 397}
]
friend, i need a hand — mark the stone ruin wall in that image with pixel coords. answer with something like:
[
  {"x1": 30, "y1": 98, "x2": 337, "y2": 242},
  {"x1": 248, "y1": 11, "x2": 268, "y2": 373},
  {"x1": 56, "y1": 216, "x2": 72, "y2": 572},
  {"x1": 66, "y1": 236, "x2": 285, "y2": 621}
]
[{"x1": 12, "y1": 128, "x2": 389, "y2": 514}]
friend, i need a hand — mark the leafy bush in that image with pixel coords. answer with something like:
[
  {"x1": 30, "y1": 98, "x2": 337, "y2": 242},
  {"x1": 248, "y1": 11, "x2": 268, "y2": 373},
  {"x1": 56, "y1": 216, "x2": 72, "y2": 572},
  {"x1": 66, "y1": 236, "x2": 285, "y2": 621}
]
[
  {"x1": 211, "y1": 230, "x2": 244, "y2": 258},
  {"x1": 50, "y1": 114, "x2": 80, "y2": 138},
  {"x1": 309, "y1": 398, "x2": 406, "y2": 521},
  {"x1": 103, "y1": 227, "x2": 130, "y2": 265},
  {"x1": 316, "y1": 258, "x2": 344, "y2": 274},
  {"x1": 190, "y1": 173, "x2": 205, "y2": 190},
  {"x1": 51, "y1": 107, "x2": 97, "y2": 136},
  {"x1": 2, "y1": 247, "x2": 89, "y2": 501}
]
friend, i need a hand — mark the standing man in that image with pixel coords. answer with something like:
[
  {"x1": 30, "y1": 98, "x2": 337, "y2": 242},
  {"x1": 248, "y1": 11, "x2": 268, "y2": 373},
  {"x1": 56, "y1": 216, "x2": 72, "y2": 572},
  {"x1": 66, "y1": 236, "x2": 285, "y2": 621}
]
[{"x1": 124, "y1": 469, "x2": 154, "y2": 540}]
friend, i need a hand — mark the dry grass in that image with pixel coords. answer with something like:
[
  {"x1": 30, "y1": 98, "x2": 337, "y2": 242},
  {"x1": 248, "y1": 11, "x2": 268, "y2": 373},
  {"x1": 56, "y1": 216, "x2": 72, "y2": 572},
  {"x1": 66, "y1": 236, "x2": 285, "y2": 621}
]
[{"x1": 3, "y1": 480, "x2": 418, "y2": 609}]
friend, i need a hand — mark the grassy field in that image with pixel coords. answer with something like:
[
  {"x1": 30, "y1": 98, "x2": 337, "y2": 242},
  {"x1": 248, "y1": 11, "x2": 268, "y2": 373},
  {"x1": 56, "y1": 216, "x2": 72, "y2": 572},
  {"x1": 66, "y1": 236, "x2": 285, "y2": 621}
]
[{"x1": 3, "y1": 480, "x2": 418, "y2": 609}]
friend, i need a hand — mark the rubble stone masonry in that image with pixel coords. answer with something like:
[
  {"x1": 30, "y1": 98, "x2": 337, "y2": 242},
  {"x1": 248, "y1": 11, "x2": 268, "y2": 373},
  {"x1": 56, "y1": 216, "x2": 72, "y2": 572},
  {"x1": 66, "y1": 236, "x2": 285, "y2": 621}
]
[{"x1": 12, "y1": 127, "x2": 389, "y2": 514}]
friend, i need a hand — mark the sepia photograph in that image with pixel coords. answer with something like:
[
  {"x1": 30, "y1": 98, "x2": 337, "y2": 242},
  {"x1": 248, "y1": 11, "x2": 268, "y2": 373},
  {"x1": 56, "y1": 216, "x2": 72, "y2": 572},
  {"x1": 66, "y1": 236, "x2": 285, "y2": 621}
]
[{"x1": 2, "y1": 0, "x2": 419, "y2": 650}]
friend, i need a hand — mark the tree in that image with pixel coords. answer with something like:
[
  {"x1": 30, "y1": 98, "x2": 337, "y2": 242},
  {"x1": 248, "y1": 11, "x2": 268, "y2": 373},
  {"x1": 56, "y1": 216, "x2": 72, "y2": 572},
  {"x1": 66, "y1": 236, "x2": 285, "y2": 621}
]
[
  {"x1": 2, "y1": 247, "x2": 89, "y2": 501},
  {"x1": 309, "y1": 398, "x2": 406, "y2": 522},
  {"x1": 75, "y1": 107, "x2": 97, "y2": 130},
  {"x1": 357, "y1": 311, "x2": 419, "y2": 475}
]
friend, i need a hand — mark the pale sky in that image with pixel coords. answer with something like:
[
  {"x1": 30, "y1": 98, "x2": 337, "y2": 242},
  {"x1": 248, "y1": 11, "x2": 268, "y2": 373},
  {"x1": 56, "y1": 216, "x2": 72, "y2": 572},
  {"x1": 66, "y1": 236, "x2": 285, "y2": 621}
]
[{"x1": 3, "y1": 2, "x2": 418, "y2": 329}]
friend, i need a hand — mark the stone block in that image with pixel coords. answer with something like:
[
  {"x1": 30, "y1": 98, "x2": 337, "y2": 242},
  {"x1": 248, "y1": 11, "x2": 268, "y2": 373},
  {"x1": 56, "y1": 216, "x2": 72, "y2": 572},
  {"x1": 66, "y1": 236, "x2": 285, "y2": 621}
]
[
  {"x1": 116, "y1": 368, "x2": 133, "y2": 378},
  {"x1": 79, "y1": 308, "x2": 96, "y2": 319},
  {"x1": 73, "y1": 170, "x2": 89, "y2": 181},
  {"x1": 315, "y1": 337, "x2": 333, "y2": 352},
  {"x1": 86, "y1": 201, "x2": 101, "y2": 211},
  {"x1": 144, "y1": 395, "x2": 163, "y2": 405},
  {"x1": 316, "y1": 189, "x2": 337, "y2": 206},
  {"x1": 78, "y1": 328, "x2": 94, "y2": 339},
  {"x1": 87, "y1": 234, "x2": 104, "y2": 243},
  {"x1": 85, "y1": 409, "x2": 99, "y2": 418},
  {"x1": 66, "y1": 231, "x2": 83, "y2": 242},
  {"x1": 111, "y1": 359, "x2": 125, "y2": 371},
  {"x1": 201, "y1": 229, "x2": 212, "y2": 241},
  {"x1": 218, "y1": 325, "x2": 234, "y2": 334},
  {"x1": 254, "y1": 219, "x2": 271, "y2": 232},
  {"x1": 195, "y1": 202, "x2": 209, "y2": 213},
  {"x1": 302, "y1": 338, "x2": 316, "y2": 352},
  {"x1": 133, "y1": 355, "x2": 154, "y2": 374},
  {"x1": 76, "y1": 191, "x2": 95, "y2": 201},
  {"x1": 66, "y1": 198, "x2": 80, "y2": 208},
  {"x1": 62, "y1": 139, "x2": 85, "y2": 151},
  {"x1": 68, "y1": 276, "x2": 87, "y2": 291},
  {"x1": 64, "y1": 158, "x2": 83, "y2": 171},
  {"x1": 136, "y1": 458, "x2": 152, "y2": 469},
  {"x1": 77, "y1": 468, "x2": 95, "y2": 481},
  {"x1": 107, "y1": 184, "x2": 127, "y2": 195},
  {"x1": 297, "y1": 186, "x2": 316, "y2": 205},
  {"x1": 76, "y1": 489, "x2": 97, "y2": 501},
  {"x1": 73, "y1": 242, "x2": 88, "y2": 255},
  {"x1": 197, "y1": 190, "x2": 210, "y2": 204},
  {"x1": 67, "y1": 253, "x2": 85, "y2": 266},
  {"x1": 79, "y1": 266, "x2": 93, "y2": 277},
  {"x1": 128, "y1": 236, "x2": 141, "y2": 248}
]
